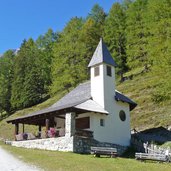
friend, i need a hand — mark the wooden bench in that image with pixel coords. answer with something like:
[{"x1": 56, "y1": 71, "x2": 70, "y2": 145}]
[
  {"x1": 135, "y1": 153, "x2": 170, "y2": 162},
  {"x1": 91, "y1": 147, "x2": 117, "y2": 158}
]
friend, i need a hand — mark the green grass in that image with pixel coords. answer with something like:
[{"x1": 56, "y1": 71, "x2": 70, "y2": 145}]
[{"x1": 0, "y1": 142, "x2": 171, "y2": 171}]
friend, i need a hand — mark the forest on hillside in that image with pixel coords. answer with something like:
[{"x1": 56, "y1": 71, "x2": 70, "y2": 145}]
[{"x1": 0, "y1": 0, "x2": 171, "y2": 117}]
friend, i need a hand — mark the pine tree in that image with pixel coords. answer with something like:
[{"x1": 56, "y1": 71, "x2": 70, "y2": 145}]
[
  {"x1": 51, "y1": 17, "x2": 87, "y2": 95},
  {"x1": 87, "y1": 3, "x2": 106, "y2": 24},
  {"x1": 11, "y1": 39, "x2": 47, "y2": 109},
  {"x1": 36, "y1": 29, "x2": 58, "y2": 90},
  {"x1": 104, "y1": 2, "x2": 127, "y2": 79},
  {"x1": 146, "y1": 0, "x2": 171, "y2": 68},
  {"x1": 146, "y1": 0, "x2": 171, "y2": 102},
  {"x1": 0, "y1": 50, "x2": 14, "y2": 114},
  {"x1": 80, "y1": 18, "x2": 100, "y2": 63},
  {"x1": 80, "y1": 4, "x2": 106, "y2": 64},
  {"x1": 126, "y1": 0, "x2": 148, "y2": 69}
]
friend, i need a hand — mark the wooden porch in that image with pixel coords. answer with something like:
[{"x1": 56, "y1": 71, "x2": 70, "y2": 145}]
[{"x1": 10, "y1": 109, "x2": 93, "y2": 141}]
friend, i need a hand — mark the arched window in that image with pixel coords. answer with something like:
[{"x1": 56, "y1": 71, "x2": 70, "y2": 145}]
[{"x1": 119, "y1": 110, "x2": 126, "y2": 121}]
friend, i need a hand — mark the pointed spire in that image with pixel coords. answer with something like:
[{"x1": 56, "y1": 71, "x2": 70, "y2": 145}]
[{"x1": 88, "y1": 38, "x2": 117, "y2": 67}]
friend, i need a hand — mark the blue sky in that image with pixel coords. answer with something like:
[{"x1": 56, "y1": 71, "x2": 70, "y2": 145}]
[{"x1": 0, "y1": 0, "x2": 120, "y2": 54}]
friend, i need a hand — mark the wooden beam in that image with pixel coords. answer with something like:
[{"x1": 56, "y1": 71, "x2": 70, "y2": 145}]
[
  {"x1": 38, "y1": 125, "x2": 42, "y2": 137},
  {"x1": 10, "y1": 107, "x2": 88, "y2": 125},
  {"x1": 55, "y1": 115, "x2": 65, "y2": 119},
  {"x1": 13, "y1": 112, "x2": 58, "y2": 125},
  {"x1": 21, "y1": 119, "x2": 46, "y2": 126},
  {"x1": 10, "y1": 109, "x2": 67, "y2": 125},
  {"x1": 14, "y1": 123, "x2": 19, "y2": 141},
  {"x1": 22, "y1": 123, "x2": 25, "y2": 133}
]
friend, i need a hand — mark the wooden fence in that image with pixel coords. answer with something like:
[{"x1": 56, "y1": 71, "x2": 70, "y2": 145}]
[{"x1": 131, "y1": 133, "x2": 171, "y2": 155}]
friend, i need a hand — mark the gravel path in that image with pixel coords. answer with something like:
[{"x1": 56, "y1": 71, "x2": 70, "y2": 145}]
[{"x1": 0, "y1": 146, "x2": 42, "y2": 171}]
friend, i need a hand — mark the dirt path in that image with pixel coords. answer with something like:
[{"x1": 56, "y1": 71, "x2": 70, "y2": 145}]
[{"x1": 0, "y1": 146, "x2": 42, "y2": 171}]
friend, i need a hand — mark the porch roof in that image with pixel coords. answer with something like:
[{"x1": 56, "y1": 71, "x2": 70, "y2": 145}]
[
  {"x1": 75, "y1": 100, "x2": 108, "y2": 114},
  {"x1": 7, "y1": 99, "x2": 108, "y2": 125},
  {"x1": 7, "y1": 81, "x2": 136, "y2": 125}
]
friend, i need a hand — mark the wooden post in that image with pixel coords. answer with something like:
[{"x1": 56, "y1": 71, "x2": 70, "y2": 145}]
[
  {"x1": 22, "y1": 123, "x2": 25, "y2": 133},
  {"x1": 38, "y1": 125, "x2": 42, "y2": 138},
  {"x1": 14, "y1": 123, "x2": 19, "y2": 141},
  {"x1": 45, "y1": 119, "x2": 49, "y2": 138}
]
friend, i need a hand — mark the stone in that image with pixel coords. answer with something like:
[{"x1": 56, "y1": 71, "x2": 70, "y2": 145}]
[{"x1": 65, "y1": 112, "x2": 75, "y2": 137}]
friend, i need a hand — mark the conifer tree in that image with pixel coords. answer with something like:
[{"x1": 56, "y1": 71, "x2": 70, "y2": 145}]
[
  {"x1": 146, "y1": 0, "x2": 171, "y2": 100},
  {"x1": 11, "y1": 39, "x2": 47, "y2": 109},
  {"x1": 0, "y1": 50, "x2": 14, "y2": 114},
  {"x1": 51, "y1": 17, "x2": 87, "y2": 94},
  {"x1": 36, "y1": 29, "x2": 58, "y2": 90},
  {"x1": 87, "y1": 3, "x2": 106, "y2": 24},
  {"x1": 126, "y1": 0, "x2": 148, "y2": 69},
  {"x1": 80, "y1": 4, "x2": 106, "y2": 64},
  {"x1": 104, "y1": 2, "x2": 127, "y2": 78},
  {"x1": 146, "y1": 0, "x2": 171, "y2": 68}
]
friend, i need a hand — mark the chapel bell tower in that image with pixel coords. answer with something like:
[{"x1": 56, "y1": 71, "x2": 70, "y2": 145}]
[{"x1": 88, "y1": 38, "x2": 117, "y2": 110}]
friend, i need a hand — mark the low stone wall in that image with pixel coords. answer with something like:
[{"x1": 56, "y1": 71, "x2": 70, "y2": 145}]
[
  {"x1": 74, "y1": 136, "x2": 127, "y2": 156},
  {"x1": 11, "y1": 136, "x2": 128, "y2": 155},
  {"x1": 11, "y1": 136, "x2": 74, "y2": 152}
]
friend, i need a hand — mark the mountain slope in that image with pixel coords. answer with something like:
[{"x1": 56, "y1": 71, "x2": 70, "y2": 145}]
[{"x1": 117, "y1": 71, "x2": 171, "y2": 130}]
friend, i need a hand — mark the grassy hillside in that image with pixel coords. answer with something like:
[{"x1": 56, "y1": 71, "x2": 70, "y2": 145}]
[
  {"x1": 117, "y1": 71, "x2": 171, "y2": 131},
  {"x1": 0, "y1": 70, "x2": 171, "y2": 140}
]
